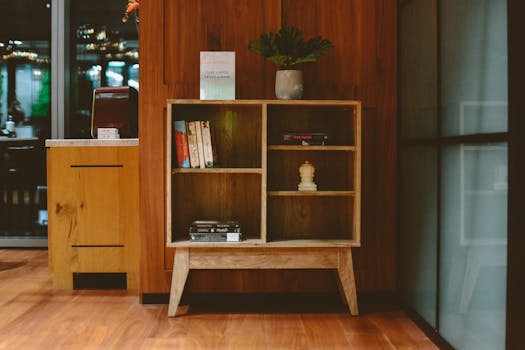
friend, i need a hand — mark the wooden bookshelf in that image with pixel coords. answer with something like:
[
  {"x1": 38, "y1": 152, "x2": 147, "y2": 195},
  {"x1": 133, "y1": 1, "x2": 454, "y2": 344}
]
[{"x1": 165, "y1": 99, "x2": 361, "y2": 316}]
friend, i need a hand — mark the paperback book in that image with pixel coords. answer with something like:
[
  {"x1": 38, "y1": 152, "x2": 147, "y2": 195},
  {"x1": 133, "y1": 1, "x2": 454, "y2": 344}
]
[
  {"x1": 200, "y1": 121, "x2": 215, "y2": 168},
  {"x1": 189, "y1": 220, "x2": 242, "y2": 242},
  {"x1": 194, "y1": 120, "x2": 206, "y2": 168},
  {"x1": 186, "y1": 121, "x2": 200, "y2": 168},
  {"x1": 282, "y1": 132, "x2": 329, "y2": 146}
]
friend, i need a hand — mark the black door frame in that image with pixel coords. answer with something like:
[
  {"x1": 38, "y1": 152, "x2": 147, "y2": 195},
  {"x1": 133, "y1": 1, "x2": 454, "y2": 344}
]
[{"x1": 506, "y1": 0, "x2": 525, "y2": 348}]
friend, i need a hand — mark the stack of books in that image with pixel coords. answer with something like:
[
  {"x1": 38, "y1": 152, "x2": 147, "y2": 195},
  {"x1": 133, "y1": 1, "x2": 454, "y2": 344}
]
[
  {"x1": 189, "y1": 220, "x2": 242, "y2": 242},
  {"x1": 173, "y1": 120, "x2": 216, "y2": 168},
  {"x1": 282, "y1": 132, "x2": 329, "y2": 146}
]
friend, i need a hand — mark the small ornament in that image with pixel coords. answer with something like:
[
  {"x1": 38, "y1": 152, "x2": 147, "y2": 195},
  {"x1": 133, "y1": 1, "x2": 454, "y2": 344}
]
[{"x1": 298, "y1": 161, "x2": 317, "y2": 191}]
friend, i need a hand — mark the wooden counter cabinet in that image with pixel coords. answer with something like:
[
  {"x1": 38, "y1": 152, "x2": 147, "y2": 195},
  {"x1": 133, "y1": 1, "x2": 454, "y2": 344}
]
[{"x1": 46, "y1": 140, "x2": 139, "y2": 289}]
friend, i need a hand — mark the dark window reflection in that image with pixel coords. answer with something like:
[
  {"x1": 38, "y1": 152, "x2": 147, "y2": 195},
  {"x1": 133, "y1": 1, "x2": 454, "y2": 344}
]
[
  {"x1": 69, "y1": 1, "x2": 139, "y2": 138},
  {"x1": 0, "y1": 0, "x2": 50, "y2": 242},
  {"x1": 0, "y1": 1, "x2": 51, "y2": 139}
]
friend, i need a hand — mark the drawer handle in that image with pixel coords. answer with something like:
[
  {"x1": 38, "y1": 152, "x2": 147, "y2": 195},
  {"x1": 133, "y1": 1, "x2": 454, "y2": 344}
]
[{"x1": 71, "y1": 245, "x2": 125, "y2": 248}]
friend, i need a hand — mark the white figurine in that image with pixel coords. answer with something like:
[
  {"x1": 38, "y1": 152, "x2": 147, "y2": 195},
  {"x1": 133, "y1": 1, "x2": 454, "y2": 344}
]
[{"x1": 298, "y1": 161, "x2": 317, "y2": 191}]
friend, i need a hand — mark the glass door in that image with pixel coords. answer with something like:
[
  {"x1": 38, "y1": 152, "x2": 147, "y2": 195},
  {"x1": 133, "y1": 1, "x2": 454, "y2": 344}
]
[
  {"x1": 0, "y1": 0, "x2": 51, "y2": 247},
  {"x1": 438, "y1": 0, "x2": 507, "y2": 348},
  {"x1": 399, "y1": 0, "x2": 508, "y2": 348},
  {"x1": 68, "y1": 0, "x2": 139, "y2": 138}
]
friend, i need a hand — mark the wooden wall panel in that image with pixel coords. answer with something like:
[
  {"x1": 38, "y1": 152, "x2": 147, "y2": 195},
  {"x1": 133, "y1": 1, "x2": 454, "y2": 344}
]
[
  {"x1": 139, "y1": 0, "x2": 171, "y2": 295},
  {"x1": 282, "y1": 0, "x2": 362, "y2": 100},
  {"x1": 283, "y1": 0, "x2": 398, "y2": 291},
  {"x1": 164, "y1": 0, "x2": 281, "y2": 99},
  {"x1": 162, "y1": 0, "x2": 283, "y2": 294},
  {"x1": 139, "y1": 0, "x2": 397, "y2": 297}
]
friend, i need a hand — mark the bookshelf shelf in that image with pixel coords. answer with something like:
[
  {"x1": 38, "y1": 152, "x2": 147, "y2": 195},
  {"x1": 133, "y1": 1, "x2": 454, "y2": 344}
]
[
  {"x1": 168, "y1": 238, "x2": 265, "y2": 247},
  {"x1": 167, "y1": 238, "x2": 358, "y2": 248},
  {"x1": 166, "y1": 99, "x2": 361, "y2": 317},
  {"x1": 268, "y1": 145, "x2": 355, "y2": 151},
  {"x1": 172, "y1": 168, "x2": 262, "y2": 174},
  {"x1": 267, "y1": 191, "x2": 355, "y2": 197}
]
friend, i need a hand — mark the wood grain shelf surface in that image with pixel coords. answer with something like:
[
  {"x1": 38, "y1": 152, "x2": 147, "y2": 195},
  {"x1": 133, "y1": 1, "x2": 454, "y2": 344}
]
[
  {"x1": 171, "y1": 168, "x2": 263, "y2": 174},
  {"x1": 268, "y1": 145, "x2": 356, "y2": 151},
  {"x1": 268, "y1": 191, "x2": 355, "y2": 197},
  {"x1": 167, "y1": 99, "x2": 362, "y2": 106},
  {"x1": 167, "y1": 239, "x2": 358, "y2": 248}
]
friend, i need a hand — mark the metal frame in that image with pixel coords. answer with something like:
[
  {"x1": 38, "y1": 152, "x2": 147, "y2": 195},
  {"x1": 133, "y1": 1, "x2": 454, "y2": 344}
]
[{"x1": 51, "y1": 0, "x2": 69, "y2": 139}]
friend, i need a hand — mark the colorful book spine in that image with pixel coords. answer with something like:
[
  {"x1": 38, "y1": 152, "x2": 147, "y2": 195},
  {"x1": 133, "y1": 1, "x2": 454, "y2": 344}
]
[
  {"x1": 195, "y1": 120, "x2": 206, "y2": 168},
  {"x1": 173, "y1": 120, "x2": 190, "y2": 168},
  {"x1": 186, "y1": 121, "x2": 200, "y2": 168},
  {"x1": 201, "y1": 120, "x2": 214, "y2": 168}
]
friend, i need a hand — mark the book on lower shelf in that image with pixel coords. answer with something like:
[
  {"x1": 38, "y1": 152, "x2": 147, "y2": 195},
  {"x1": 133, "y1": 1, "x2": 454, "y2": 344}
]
[{"x1": 189, "y1": 220, "x2": 242, "y2": 242}]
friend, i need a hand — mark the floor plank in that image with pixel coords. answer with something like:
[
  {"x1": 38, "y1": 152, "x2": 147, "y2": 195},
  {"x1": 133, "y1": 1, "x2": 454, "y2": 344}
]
[{"x1": 0, "y1": 249, "x2": 439, "y2": 350}]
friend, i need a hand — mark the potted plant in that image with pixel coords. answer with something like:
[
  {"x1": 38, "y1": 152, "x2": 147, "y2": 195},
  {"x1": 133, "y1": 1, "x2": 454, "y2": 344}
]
[{"x1": 248, "y1": 26, "x2": 334, "y2": 99}]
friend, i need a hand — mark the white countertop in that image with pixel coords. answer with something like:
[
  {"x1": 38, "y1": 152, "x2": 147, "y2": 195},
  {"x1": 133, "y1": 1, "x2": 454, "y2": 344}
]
[{"x1": 45, "y1": 138, "x2": 139, "y2": 147}]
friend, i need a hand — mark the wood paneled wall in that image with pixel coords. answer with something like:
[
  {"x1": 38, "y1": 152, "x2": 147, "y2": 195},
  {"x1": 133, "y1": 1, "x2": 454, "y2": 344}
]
[{"x1": 139, "y1": 0, "x2": 397, "y2": 297}]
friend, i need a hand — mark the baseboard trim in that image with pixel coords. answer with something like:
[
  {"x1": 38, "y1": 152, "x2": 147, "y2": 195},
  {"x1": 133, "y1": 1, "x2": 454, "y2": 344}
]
[
  {"x1": 140, "y1": 291, "x2": 401, "y2": 311},
  {"x1": 402, "y1": 304, "x2": 454, "y2": 350}
]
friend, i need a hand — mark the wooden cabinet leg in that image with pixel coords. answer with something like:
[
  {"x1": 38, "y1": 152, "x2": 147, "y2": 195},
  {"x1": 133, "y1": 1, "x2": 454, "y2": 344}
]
[
  {"x1": 337, "y1": 248, "x2": 359, "y2": 315},
  {"x1": 168, "y1": 248, "x2": 189, "y2": 317}
]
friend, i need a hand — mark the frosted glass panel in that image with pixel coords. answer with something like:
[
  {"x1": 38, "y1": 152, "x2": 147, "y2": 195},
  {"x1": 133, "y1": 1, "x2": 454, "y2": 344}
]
[
  {"x1": 440, "y1": 0, "x2": 507, "y2": 135},
  {"x1": 399, "y1": 146, "x2": 437, "y2": 326},
  {"x1": 399, "y1": 0, "x2": 438, "y2": 139},
  {"x1": 440, "y1": 143, "x2": 507, "y2": 350}
]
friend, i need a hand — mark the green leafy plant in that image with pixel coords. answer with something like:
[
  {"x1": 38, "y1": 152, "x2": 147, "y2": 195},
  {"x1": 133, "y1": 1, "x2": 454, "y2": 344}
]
[
  {"x1": 248, "y1": 26, "x2": 334, "y2": 70},
  {"x1": 31, "y1": 68, "x2": 50, "y2": 117}
]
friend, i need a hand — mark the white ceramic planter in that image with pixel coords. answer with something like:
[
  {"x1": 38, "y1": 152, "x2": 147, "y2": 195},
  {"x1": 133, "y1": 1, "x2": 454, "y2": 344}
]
[{"x1": 275, "y1": 70, "x2": 303, "y2": 100}]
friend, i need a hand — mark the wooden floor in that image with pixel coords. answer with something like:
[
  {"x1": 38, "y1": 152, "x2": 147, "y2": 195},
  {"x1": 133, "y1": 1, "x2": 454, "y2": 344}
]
[{"x1": 0, "y1": 249, "x2": 439, "y2": 349}]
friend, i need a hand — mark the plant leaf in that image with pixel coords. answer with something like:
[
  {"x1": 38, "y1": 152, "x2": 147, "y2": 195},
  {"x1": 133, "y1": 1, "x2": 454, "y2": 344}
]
[{"x1": 248, "y1": 26, "x2": 334, "y2": 69}]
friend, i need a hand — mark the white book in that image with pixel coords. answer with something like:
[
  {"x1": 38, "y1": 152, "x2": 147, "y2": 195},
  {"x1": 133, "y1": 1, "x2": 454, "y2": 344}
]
[
  {"x1": 195, "y1": 120, "x2": 206, "y2": 169},
  {"x1": 200, "y1": 51, "x2": 235, "y2": 100},
  {"x1": 200, "y1": 120, "x2": 214, "y2": 168},
  {"x1": 186, "y1": 121, "x2": 200, "y2": 168}
]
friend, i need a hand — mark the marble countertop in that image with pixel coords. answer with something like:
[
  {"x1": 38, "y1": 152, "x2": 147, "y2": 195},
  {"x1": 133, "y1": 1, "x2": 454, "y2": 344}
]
[{"x1": 45, "y1": 138, "x2": 139, "y2": 147}]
